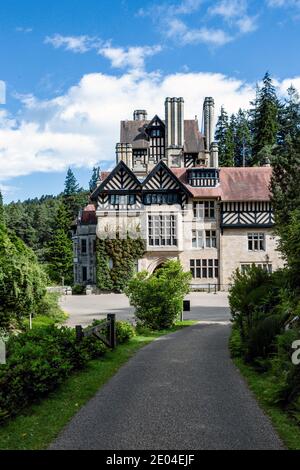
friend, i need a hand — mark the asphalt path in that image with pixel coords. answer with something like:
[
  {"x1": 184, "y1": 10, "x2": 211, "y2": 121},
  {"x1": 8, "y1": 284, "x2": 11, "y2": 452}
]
[{"x1": 50, "y1": 323, "x2": 283, "y2": 450}]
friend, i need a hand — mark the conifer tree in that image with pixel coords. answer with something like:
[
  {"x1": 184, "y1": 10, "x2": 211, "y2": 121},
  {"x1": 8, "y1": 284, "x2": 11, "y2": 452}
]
[
  {"x1": 251, "y1": 72, "x2": 280, "y2": 165},
  {"x1": 0, "y1": 190, "x2": 4, "y2": 226},
  {"x1": 215, "y1": 107, "x2": 230, "y2": 166},
  {"x1": 64, "y1": 168, "x2": 80, "y2": 196},
  {"x1": 278, "y1": 84, "x2": 300, "y2": 145},
  {"x1": 223, "y1": 114, "x2": 235, "y2": 166},
  {"x1": 234, "y1": 109, "x2": 252, "y2": 166},
  {"x1": 89, "y1": 167, "x2": 100, "y2": 192},
  {"x1": 63, "y1": 168, "x2": 87, "y2": 222},
  {"x1": 47, "y1": 202, "x2": 73, "y2": 285}
]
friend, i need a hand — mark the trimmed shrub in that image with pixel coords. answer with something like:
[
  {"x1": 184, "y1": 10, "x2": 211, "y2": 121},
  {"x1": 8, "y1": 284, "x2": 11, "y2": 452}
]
[
  {"x1": 72, "y1": 284, "x2": 86, "y2": 295},
  {"x1": 125, "y1": 260, "x2": 191, "y2": 330},
  {"x1": 246, "y1": 315, "x2": 282, "y2": 364}
]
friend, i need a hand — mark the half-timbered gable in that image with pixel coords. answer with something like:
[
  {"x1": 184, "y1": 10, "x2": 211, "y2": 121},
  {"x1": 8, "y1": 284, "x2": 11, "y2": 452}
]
[
  {"x1": 96, "y1": 161, "x2": 141, "y2": 192},
  {"x1": 220, "y1": 201, "x2": 274, "y2": 228}
]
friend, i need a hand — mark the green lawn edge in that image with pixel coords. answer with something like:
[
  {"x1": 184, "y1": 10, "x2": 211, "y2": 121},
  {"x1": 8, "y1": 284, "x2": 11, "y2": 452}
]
[
  {"x1": 0, "y1": 320, "x2": 196, "y2": 451},
  {"x1": 233, "y1": 357, "x2": 300, "y2": 450}
]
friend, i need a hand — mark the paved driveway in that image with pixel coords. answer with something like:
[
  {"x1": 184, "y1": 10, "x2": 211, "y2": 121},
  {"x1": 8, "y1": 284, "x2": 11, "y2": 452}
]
[
  {"x1": 50, "y1": 323, "x2": 283, "y2": 450},
  {"x1": 60, "y1": 292, "x2": 230, "y2": 328}
]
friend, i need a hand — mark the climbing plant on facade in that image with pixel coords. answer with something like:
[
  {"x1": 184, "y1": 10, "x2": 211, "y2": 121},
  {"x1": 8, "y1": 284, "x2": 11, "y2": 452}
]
[{"x1": 96, "y1": 237, "x2": 146, "y2": 292}]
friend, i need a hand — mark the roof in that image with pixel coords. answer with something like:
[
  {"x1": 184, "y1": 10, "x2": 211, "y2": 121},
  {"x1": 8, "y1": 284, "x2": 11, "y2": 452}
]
[
  {"x1": 95, "y1": 166, "x2": 272, "y2": 202},
  {"x1": 184, "y1": 120, "x2": 205, "y2": 153},
  {"x1": 80, "y1": 204, "x2": 97, "y2": 225},
  {"x1": 171, "y1": 167, "x2": 272, "y2": 201},
  {"x1": 120, "y1": 119, "x2": 205, "y2": 153}
]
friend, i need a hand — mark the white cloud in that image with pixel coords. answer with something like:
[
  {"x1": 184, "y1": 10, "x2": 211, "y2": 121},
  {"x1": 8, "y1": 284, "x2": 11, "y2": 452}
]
[
  {"x1": 98, "y1": 45, "x2": 162, "y2": 71},
  {"x1": 45, "y1": 34, "x2": 162, "y2": 72},
  {"x1": 44, "y1": 34, "x2": 99, "y2": 54},
  {"x1": 16, "y1": 27, "x2": 33, "y2": 33},
  {"x1": 209, "y1": 0, "x2": 258, "y2": 34},
  {"x1": 166, "y1": 19, "x2": 233, "y2": 46},
  {"x1": 267, "y1": 0, "x2": 300, "y2": 7},
  {"x1": 2, "y1": 70, "x2": 300, "y2": 185}
]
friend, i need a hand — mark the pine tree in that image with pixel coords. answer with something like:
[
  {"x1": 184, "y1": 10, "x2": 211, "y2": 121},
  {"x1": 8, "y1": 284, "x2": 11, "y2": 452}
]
[
  {"x1": 64, "y1": 168, "x2": 80, "y2": 196},
  {"x1": 278, "y1": 84, "x2": 300, "y2": 145},
  {"x1": 234, "y1": 109, "x2": 252, "y2": 166},
  {"x1": 63, "y1": 168, "x2": 87, "y2": 222},
  {"x1": 47, "y1": 202, "x2": 73, "y2": 285},
  {"x1": 271, "y1": 135, "x2": 300, "y2": 286},
  {"x1": 251, "y1": 72, "x2": 280, "y2": 165},
  {"x1": 0, "y1": 190, "x2": 4, "y2": 226},
  {"x1": 215, "y1": 107, "x2": 230, "y2": 166},
  {"x1": 223, "y1": 114, "x2": 236, "y2": 167},
  {"x1": 89, "y1": 167, "x2": 100, "y2": 192}
]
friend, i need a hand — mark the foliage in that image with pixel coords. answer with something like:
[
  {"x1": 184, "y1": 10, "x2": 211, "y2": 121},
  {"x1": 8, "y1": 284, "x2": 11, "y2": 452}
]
[
  {"x1": 125, "y1": 260, "x2": 191, "y2": 330},
  {"x1": 0, "y1": 318, "x2": 135, "y2": 424},
  {"x1": 46, "y1": 202, "x2": 73, "y2": 285},
  {"x1": 251, "y1": 72, "x2": 280, "y2": 165},
  {"x1": 0, "y1": 224, "x2": 48, "y2": 330},
  {"x1": 215, "y1": 106, "x2": 235, "y2": 166},
  {"x1": 72, "y1": 284, "x2": 86, "y2": 295},
  {"x1": 89, "y1": 167, "x2": 100, "y2": 192},
  {"x1": 96, "y1": 237, "x2": 146, "y2": 292},
  {"x1": 0, "y1": 191, "x2": 4, "y2": 226}
]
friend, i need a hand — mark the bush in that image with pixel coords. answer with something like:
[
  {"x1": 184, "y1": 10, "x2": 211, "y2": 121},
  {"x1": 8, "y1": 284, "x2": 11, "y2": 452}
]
[
  {"x1": 229, "y1": 325, "x2": 245, "y2": 358},
  {"x1": 0, "y1": 224, "x2": 48, "y2": 330},
  {"x1": 246, "y1": 315, "x2": 282, "y2": 364},
  {"x1": 125, "y1": 260, "x2": 191, "y2": 330},
  {"x1": 0, "y1": 324, "x2": 108, "y2": 423},
  {"x1": 72, "y1": 284, "x2": 86, "y2": 295}
]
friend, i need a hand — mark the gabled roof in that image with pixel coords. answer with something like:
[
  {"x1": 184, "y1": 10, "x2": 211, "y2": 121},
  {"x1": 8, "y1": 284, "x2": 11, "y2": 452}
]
[
  {"x1": 146, "y1": 115, "x2": 165, "y2": 129},
  {"x1": 120, "y1": 118, "x2": 205, "y2": 153},
  {"x1": 90, "y1": 161, "x2": 141, "y2": 199},
  {"x1": 143, "y1": 160, "x2": 193, "y2": 196}
]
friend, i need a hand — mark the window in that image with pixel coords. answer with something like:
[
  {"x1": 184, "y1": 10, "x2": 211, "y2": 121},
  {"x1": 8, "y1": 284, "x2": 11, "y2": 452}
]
[
  {"x1": 81, "y1": 239, "x2": 87, "y2": 254},
  {"x1": 143, "y1": 193, "x2": 179, "y2": 205},
  {"x1": 190, "y1": 259, "x2": 219, "y2": 279},
  {"x1": 248, "y1": 233, "x2": 265, "y2": 251},
  {"x1": 193, "y1": 201, "x2": 215, "y2": 219},
  {"x1": 82, "y1": 266, "x2": 87, "y2": 282},
  {"x1": 206, "y1": 230, "x2": 217, "y2": 248},
  {"x1": 148, "y1": 214, "x2": 177, "y2": 247},
  {"x1": 241, "y1": 263, "x2": 272, "y2": 274},
  {"x1": 192, "y1": 230, "x2": 204, "y2": 248},
  {"x1": 133, "y1": 149, "x2": 147, "y2": 166},
  {"x1": 109, "y1": 194, "x2": 136, "y2": 206}
]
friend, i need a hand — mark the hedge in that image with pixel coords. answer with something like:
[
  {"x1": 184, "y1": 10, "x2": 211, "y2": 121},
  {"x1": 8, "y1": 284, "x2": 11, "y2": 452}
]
[{"x1": 0, "y1": 321, "x2": 135, "y2": 423}]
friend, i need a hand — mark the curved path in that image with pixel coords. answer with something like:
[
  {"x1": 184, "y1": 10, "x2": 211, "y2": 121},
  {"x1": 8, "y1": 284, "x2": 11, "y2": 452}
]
[{"x1": 51, "y1": 324, "x2": 283, "y2": 450}]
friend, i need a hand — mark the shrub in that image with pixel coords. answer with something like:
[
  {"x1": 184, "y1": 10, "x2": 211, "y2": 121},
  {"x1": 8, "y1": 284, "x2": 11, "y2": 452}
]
[
  {"x1": 0, "y1": 324, "x2": 108, "y2": 423},
  {"x1": 246, "y1": 315, "x2": 282, "y2": 364},
  {"x1": 72, "y1": 284, "x2": 86, "y2": 295},
  {"x1": 229, "y1": 325, "x2": 245, "y2": 358},
  {"x1": 125, "y1": 260, "x2": 191, "y2": 330},
  {"x1": 0, "y1": 224, "x2": 48, "y2": 330}
]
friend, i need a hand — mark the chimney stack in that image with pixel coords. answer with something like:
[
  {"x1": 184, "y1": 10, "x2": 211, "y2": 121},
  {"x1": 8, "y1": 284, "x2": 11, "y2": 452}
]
[
  {"x1": 203, "y1": 97, "x2": 215, "y2": 151},
  {"x1": 133, "y1": 110, "x2": 148, "y2": 121}
]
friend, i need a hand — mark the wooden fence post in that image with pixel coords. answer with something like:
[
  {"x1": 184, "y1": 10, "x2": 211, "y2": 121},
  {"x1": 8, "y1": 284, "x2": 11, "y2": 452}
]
[
  {"x1": 76, "y1": 325, "x2": 84, "y2": 342},
  {"x1": 107, "y1": 314, "x2": 116, "y2": 349}
]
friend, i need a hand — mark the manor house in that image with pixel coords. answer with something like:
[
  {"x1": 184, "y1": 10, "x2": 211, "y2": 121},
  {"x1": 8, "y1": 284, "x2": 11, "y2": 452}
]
[{"x1": 72, "y1": 97, "x2": 284, "y2": 289}]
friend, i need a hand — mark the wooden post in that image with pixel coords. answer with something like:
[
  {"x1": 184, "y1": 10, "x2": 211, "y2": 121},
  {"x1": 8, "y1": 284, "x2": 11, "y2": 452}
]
[
  {"x1": 107, "y1": 314, "x2": 116, "y2": 349},
  {"x1": 29, "y1": 313, "x2": 33, "y2": 330},
  {"x1": 76, "y1": 325, "x2": 84, "y2": 342}
]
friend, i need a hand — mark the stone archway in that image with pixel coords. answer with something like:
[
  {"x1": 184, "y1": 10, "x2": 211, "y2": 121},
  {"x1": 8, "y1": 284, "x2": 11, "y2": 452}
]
[{"x1": 147, "y1": 256, "x2": 176, "y2": 274}]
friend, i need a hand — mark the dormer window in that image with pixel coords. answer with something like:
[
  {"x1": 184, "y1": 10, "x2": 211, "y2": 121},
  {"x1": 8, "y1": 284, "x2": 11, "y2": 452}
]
[{"x1": 188, "y1": 169, "x2": 219, "y2": 187}]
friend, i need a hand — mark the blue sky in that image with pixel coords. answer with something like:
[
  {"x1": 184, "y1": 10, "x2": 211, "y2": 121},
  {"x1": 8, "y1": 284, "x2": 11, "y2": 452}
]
[{"x1": 1, "y1": 0, "x2": 300, "y2": 202}]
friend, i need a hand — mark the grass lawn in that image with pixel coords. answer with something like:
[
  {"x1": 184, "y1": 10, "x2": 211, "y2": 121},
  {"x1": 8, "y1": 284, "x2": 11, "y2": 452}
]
[
  {"x1": 0, "y1": 320, "x2": 196, "y2": 451},
  {"x1": 234, "y1": 358, "x2": 300, "y2": 450}
]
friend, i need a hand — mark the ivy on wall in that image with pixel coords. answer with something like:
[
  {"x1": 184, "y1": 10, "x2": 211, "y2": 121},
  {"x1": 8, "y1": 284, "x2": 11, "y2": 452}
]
[{"x1": 96, "y1": 237, "x2": 146, "y2": 292}]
